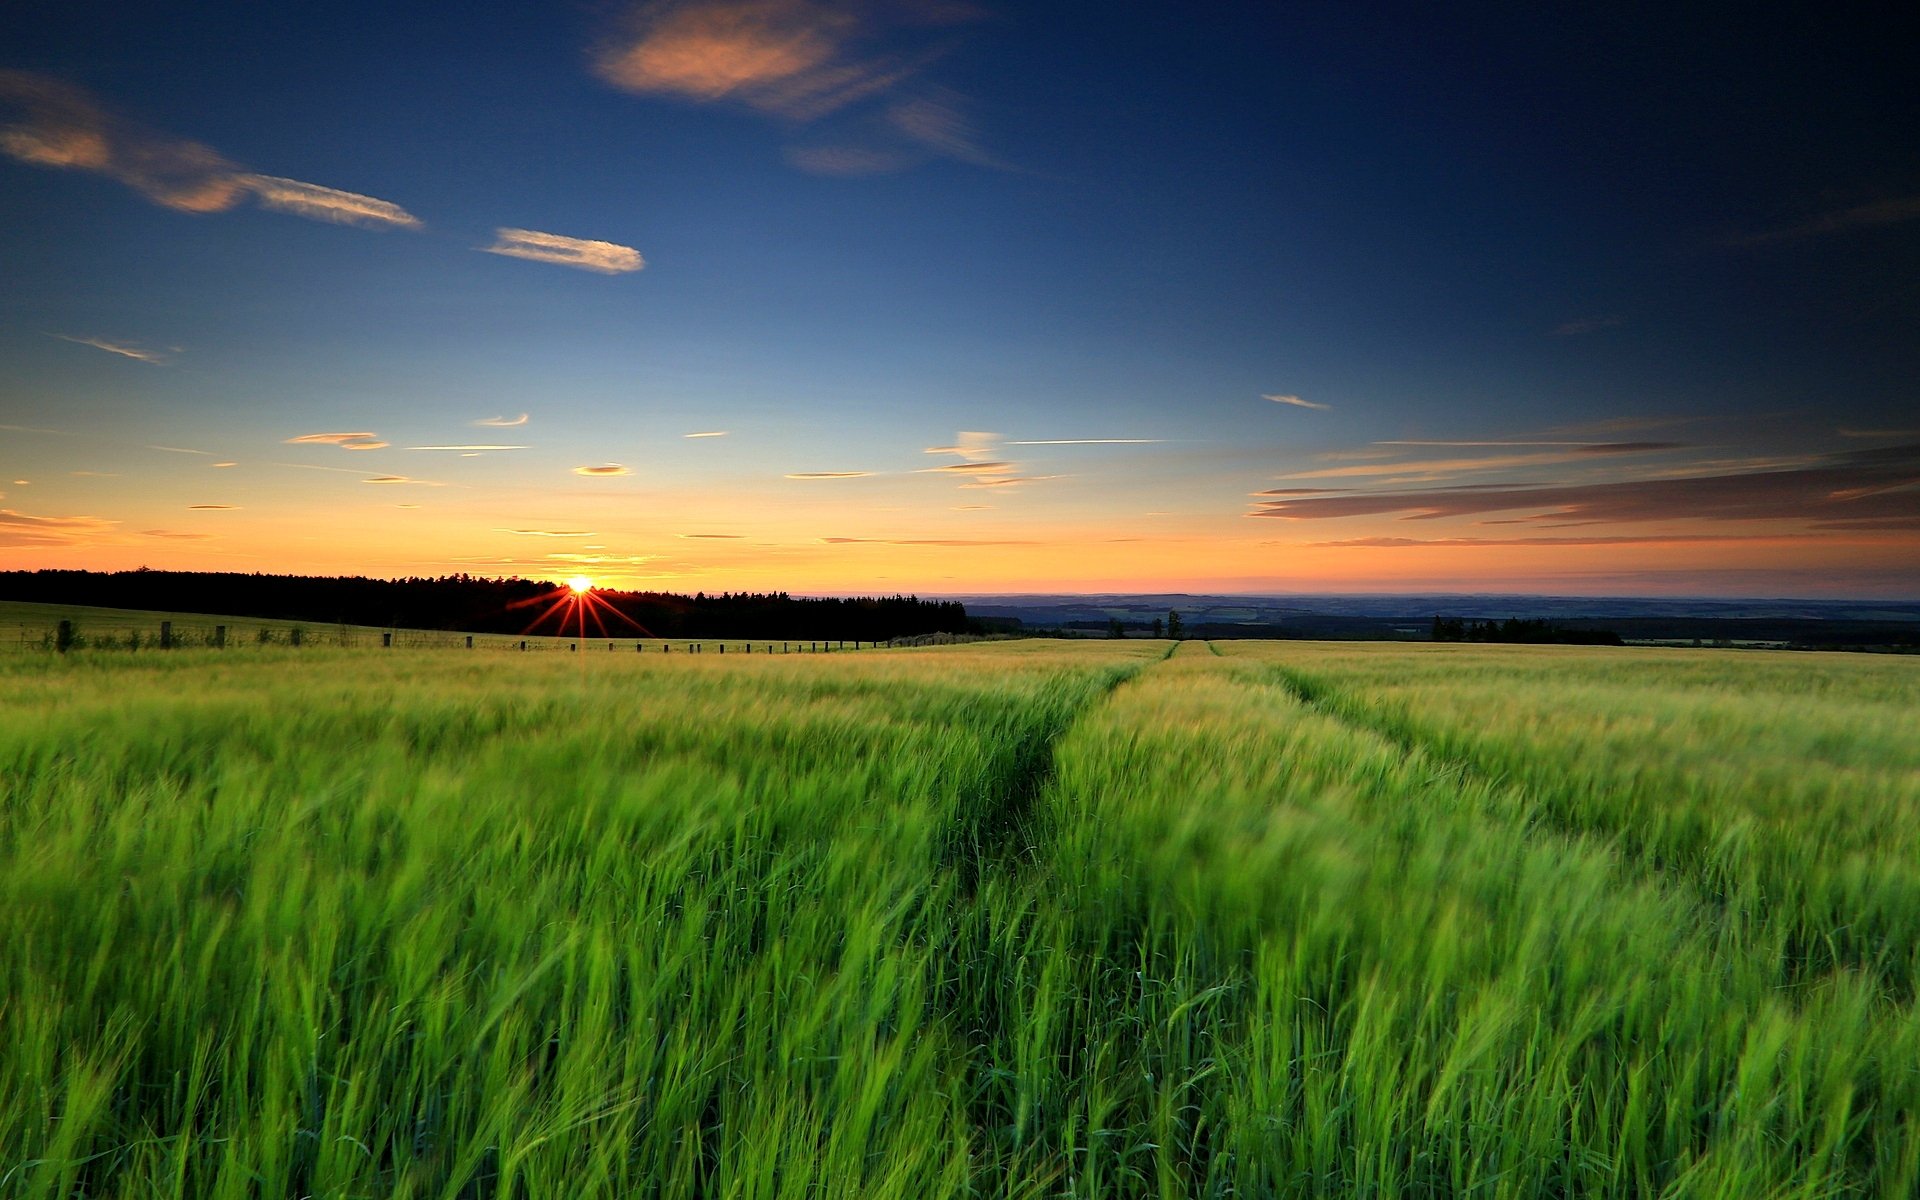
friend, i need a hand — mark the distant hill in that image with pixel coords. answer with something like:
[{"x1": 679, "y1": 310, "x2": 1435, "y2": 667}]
[{"x1": 944, "y1": 592, "x2": 1920, "y2": 649}]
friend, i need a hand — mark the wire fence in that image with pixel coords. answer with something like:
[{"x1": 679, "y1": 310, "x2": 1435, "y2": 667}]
[{"x1": 8, "y1": 616, "x2": 912, "y2": 656}]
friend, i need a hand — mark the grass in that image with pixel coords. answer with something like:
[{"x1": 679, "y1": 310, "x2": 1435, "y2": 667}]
[{"x1": 1, "y1": 636, "x2": 1916, "y2": 1197}]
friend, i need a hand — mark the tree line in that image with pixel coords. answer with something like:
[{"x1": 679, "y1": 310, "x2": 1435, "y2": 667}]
[
  {"x1": 1430, "y1": 615, "x2": 1624, "y2": 645},
  {"x1": 0, "y1": 570, "x2": 972, "y2": 641}
]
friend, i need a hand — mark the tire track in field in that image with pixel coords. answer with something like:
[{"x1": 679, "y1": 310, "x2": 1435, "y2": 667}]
[
  {"x1": 942, "y1": 642, "x2": 1178, "y2": 894},
  {"x1": 1255, "y1": 660, "x2": 1904, "y2": 995}
]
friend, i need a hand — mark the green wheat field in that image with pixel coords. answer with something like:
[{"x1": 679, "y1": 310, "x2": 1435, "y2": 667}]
[{"x1": 4, "y1": 634, "x2": 1919, "y2": 1198}]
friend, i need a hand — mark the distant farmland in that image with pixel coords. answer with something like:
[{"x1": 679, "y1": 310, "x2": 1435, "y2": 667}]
[{"x1": 3, "y1": 637, "x2": 1917, "y2": 1197}]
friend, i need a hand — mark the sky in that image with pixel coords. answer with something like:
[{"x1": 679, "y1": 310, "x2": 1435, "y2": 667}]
[{"x1": 1, "y1": 2, "x2": 1916, "y2": 597}]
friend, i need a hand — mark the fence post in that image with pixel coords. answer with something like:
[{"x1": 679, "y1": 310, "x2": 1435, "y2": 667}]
[
  {"x1": 466, "y1": 635, "x2": 474, "y2": 649},
  {"x1": 520, "y1": 640, "x2": 527, "y2": 651},
  {"x1": 215, "y1": 625, "x2": 227, "y2": 650},
  {"x1": 290, "y1": 627, "x2": 302, "y2": 647},
  {"x1": 570, "y1": 643, "x2": 577, "y2": 652},
  {"x1": 719, "y1": 643, "x2": 725, "y2": 654},
  {"x1": 55, "y1": 619, "x2": 73, "y2": 653},
  {"x1": 160, "y1": 620, "x2": 172, "y2": 650},
  {"x1": 381, "y1": 631, "x2": 392, "y2": 648},
  {"x1": 608, "y1": 642, "x2": 614, "y2": 652}
]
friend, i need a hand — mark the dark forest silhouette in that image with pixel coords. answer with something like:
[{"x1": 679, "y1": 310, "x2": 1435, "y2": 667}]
[{"x1": 1, "y1": 570, "x2": 971, "y2": 640}]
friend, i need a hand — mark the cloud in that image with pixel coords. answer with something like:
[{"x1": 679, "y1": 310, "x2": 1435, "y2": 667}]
[
  {"x1": 1265, "y1": 393, "x2": 1330, "y2": 410},
  {"x1": 362, "y1": 475, "x2": 441, "y2": 486},
  {"x1": 0, "y1": 71, "x2": 418, "y2": 228},
  {"x1": 920, "y1": 460, "x2": 1015, "y2": 475},
  {"x1": 0, "y1": 508, "x2": 117, "y2": 547},
  {"x1": 1277, "y1": 443, "x2": 1685, "y2": 482},
  {"x1": 239, "y1": 175, "x2": 421, "y2": 229},
  {"x1": 1840, "y1": 428, "x2": 1920, "y2": 439},
  {"x1": 684, "y1": 430, "x2": 730, "y2": 438},
  {"x1": 0, "y1": 71, "x2": 244, "y2": 212},
  {"x1": 573, "y1": 464, "x2": 634, "y2": 476},
  {"x1": 501, "y1": 528, "x2": 595, "y2": 537},
  {"x1": 476, "y1": 413, "x2": 530, "y2": 427},
  {"x1": 406, "y1": 444, "x2": 528, "y2": 451},
  {"x1": 785, "y1": 470, "x2": 872, "y2": 478},
  {"x1": 598, "y1": 2, "x2": 997, "y2": 174},
  {"x1": 140, "y1": 529, "x2": 212, "y2": 540},
  {"x1": 148, "y1": 444, "x2": 213, "y2": 455},
  {"x1": 188, "y1": 504, "x2": 239, "y2": 510},
  {"x1": 1733, "y1": 195, "x2": 1920, "y2": 245},
  {"x1": 212, "y1": 461, "x2": 237, "y2": 468},
  {"x1": 679, "y1": 532, "x2": 744, "y2": 538},
  {"x1": 285, "y1": 432, "x2": 388, "y2": 450},
  {"x1": 54, "y1": 334, "x2": 174, "y2": 363},
  {"x1": 1309, "y1": 534, "x2": 1795, "y2": 548},
  {"x1": 482, "y1": 228, "x2": 644, "y2": 274},
  {"x1": 958, "y1": 474, "x2": 1059, "y2": 489},
  {"x1": 1552, "y1": 315, "x2": 1624, "y2": 336},
  {"x1": 593, "y1": 0, "x2": 920, "y2": 120},
  {"x1": 1247, "y1": 442, "x2": 1920, "y2": 528},
  {"x1": 924, "y1": 431, "x2": 1000, "y2": 461},
  {"x1": 1006, "y1": 438, "x2": 1164, "y2": 446}
]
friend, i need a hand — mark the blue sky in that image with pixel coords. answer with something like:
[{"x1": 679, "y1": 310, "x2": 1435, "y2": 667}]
[{"x1": 2, "y1": 2, "x2": 1916, "y2": 594}]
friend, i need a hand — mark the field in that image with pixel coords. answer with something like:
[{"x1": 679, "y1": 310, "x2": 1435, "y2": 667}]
[{"x1": 3, "y1": 637, "x2": 1919, "y2": 1198}]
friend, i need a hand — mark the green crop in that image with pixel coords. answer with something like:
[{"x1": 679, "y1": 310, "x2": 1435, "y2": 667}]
[{"x1": 2, "y1": 636, "x2": 1916, "y2": 1197}]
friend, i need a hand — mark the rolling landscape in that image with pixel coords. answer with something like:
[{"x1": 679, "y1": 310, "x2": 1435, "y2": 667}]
[{"x1": 5, "y1": 1, "x2": 1919, "y2": 1197}]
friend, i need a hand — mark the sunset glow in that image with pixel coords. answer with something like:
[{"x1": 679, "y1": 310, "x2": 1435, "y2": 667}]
[{"x1": 0, "y1": 8, "x2": 1914, "y2": 597}]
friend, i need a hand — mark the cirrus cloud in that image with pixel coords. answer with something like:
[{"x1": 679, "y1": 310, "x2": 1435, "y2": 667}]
[
  {"x1": 285, "y1": 432, "x2": 388, "y2": 451},
  {"x1": 573, "y1": 464, "x2": 633, "y2": 476},
  {"x1": 482, "y1": 228, "x2": 644, "y2": 274}
]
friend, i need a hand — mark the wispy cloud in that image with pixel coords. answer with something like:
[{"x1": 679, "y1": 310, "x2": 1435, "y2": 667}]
[
  {"x1": 678, "y1": 532, "x2": 744, "y2": 538},
  {"x1": 1248, "y1": 442, "x2": 1920, "y2": 530},
  {"x1": 1310, "y1": 534, "x2": 1795, "y2": 548},
  {"x1": 1552, "y1": 315, "x2": 1624, "y2": 336},
  {"x1": 921, "y1": 460, "x2": 1016, "y2": 475},
  {"x1": 239, "y1": 175, "x2": 421, "y2": 229},
  {"x1": 959, "y1": 474, "x2": 1058, "y2": 489},
  {"x1": 1265, "y1": 393, "x2": 1330, "y2": 410},
  {"x1": 0, "y1": 508, "x2": 117, "y2": 547},
  {"x1": 140, "y1": 529, "x2": 212, "y2": 540},
  {"x1": 475, "y1": 413, "x2": 530, "y2": 427},
  {"x1": 1006, "y1": 438, "x2": 1164, "y2": 446},
  {"x1": 363, "y1": 475, "x2": 441, "y2": 486},
  {"x1": 785, "y1": 470, "x2": 873, "y2": 479},
  {"x1": 1840, "y1": 427, "x2": 1920, "y2": 439},
  {"x1": 924, "y1": 431, "x2": 999, "y2": 461},
  {"x1": 1733, "y1": 195, "x2": 1920, "y2": 245},
  {"x1": 1, "y1": 71, "x2": 419, "y2": 228},
  {"x1": 212, "y1": 461, "x2": 237, "y2": 468},
  {"x1": 285, "y1": 432, "x2": 389, "y2": 450},
  {"x1": 187, "y1": 504, "x2": 239, "y2": 510},
  {"x1": 500, "y1": 528, "x2": 595, "y2": 537},
  {"x1": 54, "y1": 334, "x2": 175, "y2": 364},
  {"x1": 573, "y1": 464, "x2": 633, "y2": 476},
  {"x1": 148, "y1": 444, "x2": 213, "y2": 455},
  {"x1": 482, "y1": 228, "x2": 644, "y2": 274},
  {"x1": 595, "y1": 0, "x2": 927, "y2": 119},
  {"x1": 1278, "y1": 442, "x2": 1685, "y2": 482},
  {"x1": 684, "y1": 430, "x2": 730, "y2": 438},
  {"x1": 597, "y1": 1, "x2": 995, "y2": 174}
]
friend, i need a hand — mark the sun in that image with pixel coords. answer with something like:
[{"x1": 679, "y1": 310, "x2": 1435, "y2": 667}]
[{"x1": 567, "y1": 575, "x2": 593, "y2": 594}]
